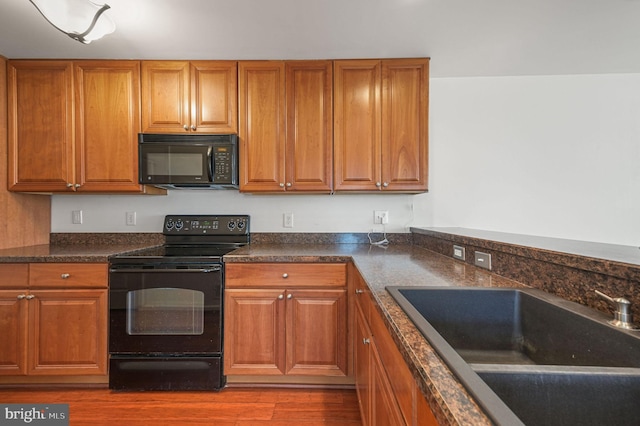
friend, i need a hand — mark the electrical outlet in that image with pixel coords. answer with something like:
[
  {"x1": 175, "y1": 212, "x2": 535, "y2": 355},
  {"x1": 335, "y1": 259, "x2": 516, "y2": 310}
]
[
  {"x1": 453, "y1": 245, "x2": 465, "y2": 260},
  {"x1": 283, "y1": 213, "x2": 294, "y2": 228},
  {"x1": 374, "y1": 210, "x2": 389, "y2": 224},
  {"x1": 474, "y1": 251, "x2": 492, "y2": 270},
  {"x1": 72, "y1": 210, "x2": 83, "y2": 225},
  {"x1": 126, "y1": 211, "x2": 137, "y2": 226}
]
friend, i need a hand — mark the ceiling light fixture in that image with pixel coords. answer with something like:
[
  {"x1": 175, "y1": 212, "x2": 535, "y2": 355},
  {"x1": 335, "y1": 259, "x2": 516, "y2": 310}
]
[{"x1": 28, "y1": 0, "x2": 116, "y2": 44}]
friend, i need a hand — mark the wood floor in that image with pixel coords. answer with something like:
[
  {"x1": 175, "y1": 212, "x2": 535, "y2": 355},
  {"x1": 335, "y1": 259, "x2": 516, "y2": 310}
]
[{"x1": 0, "y1": 386, "x2": 362, "y2": 425}]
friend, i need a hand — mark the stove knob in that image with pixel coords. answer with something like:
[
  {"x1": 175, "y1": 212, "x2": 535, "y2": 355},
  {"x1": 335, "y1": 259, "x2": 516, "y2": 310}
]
[
  {"x1": 175, "y1": 220, "x2": 184, "y2": 231},
  {"x1": 228, "y1": 221, "x2": 236, "y2": 230},
  {"x1": 165, "y1": 220, "x2": 174, "y2": 230},
  {"x1": 237, "y1": 221, "x2": 245, "y2": 230}
]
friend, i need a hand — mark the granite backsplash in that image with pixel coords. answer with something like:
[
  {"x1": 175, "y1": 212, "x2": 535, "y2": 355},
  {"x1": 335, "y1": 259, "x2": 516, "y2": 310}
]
[{"x1": 411, "y1": 227, "x2": 640, "y2": 323}]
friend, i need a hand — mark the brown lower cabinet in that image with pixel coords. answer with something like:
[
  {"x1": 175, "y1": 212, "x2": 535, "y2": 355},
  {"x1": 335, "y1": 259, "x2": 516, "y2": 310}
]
[
  {"x1": 353, "y1": 266, "x2": 438, "y2": 426},
  {"x1": 0, "y1": 263, "x2": 108, "y2": 383},
  {"x1": 224, "y1": 263, "x2": 349, "y2": 382}
]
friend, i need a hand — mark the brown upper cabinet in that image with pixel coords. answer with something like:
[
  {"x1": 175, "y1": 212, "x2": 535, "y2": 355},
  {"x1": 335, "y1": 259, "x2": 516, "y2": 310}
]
[
  {"x1": 238, "y1": 60, "x2": 333, "y2": 193},
  {"x1": 7, "y1": 60, "x2": 154, "y2": 193},
  {"x1": 141, "y1": 61, "x2": 237, "y2": 134},
  {"x1": 334, "y1": 58, "x2": 429, "y2": 192}
]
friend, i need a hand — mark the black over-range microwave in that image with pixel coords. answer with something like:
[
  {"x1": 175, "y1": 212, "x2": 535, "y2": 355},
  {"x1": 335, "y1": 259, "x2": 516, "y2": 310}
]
[{"x1": 138, "y1": 133, "x2": 239, "y2": 189}]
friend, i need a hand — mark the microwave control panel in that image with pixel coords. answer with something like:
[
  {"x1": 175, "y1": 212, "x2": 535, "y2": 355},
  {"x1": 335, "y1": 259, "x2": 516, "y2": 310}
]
[{"x1": 213, "y1": 146, "x2": 233, "y2": 182}]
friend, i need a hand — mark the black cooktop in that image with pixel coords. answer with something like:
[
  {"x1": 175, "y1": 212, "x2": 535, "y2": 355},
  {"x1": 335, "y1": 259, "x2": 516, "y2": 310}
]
[{"x1": 110, "y1": 214, "x2": 250, "y2": 265}]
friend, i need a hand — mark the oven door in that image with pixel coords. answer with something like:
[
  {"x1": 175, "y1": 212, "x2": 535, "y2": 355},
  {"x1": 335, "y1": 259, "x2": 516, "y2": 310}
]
[{"x1": 109, "y1": 264, "x2": 222, "y2": 355}]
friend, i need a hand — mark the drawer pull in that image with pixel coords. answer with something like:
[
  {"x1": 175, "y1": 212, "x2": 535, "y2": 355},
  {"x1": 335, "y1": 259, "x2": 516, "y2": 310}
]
[
  {"x1": 61, "y1": 273, "x2": 70, "y2": 279},
  {"x1": 362, "y1": 338, "x2": 370, "y2": 345},
  {"x1": 282, "y1": 273, "x2": 289, "y2": 279},
  {"x1": 355, "y1": 289, "x2": 364, "y2": 294}
]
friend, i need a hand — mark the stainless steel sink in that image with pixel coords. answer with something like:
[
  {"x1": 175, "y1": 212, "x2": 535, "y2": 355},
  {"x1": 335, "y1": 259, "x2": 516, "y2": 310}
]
[{"x1": 387, "y1": 286, "x2": 640, "y2": 426}]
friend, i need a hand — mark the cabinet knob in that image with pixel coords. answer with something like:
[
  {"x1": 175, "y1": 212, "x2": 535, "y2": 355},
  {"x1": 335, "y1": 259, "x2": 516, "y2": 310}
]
[
  {"x1": 362, "y1": 338, "x2": 370, "y2": 345},
  {"x1": 282, "y1": 273, "x2": 288, "y2": 279},
  {"x1": 61, "y1": 273, "x2": 70, "y2": 279},
  {"x1": 287, "y1": 293, "x2": 293, "y2": 299},
  {"x1": 355, "y1": 289, "x2": 364, "y2": 294},
  {"x1": 183, "y1": 125, "x2": 189, "y2": 131},
  {"x1": 25, "y1": 294, "x2": 35, "y2": 300},
  {"x1": 382, "y1": 182, "x2": 389, "y2": 187},
  {"x1": 17, "y1": 294, "x2": 27, "y2": 300},
  {"x1": 286, "y1": 182, "x2": 292, "y2": 187},
  {"x1": 74, "y1": 183, "x2": 81, "y2": 188},
  {"x1": 278, "y1": 294, "x2": 284, "y2": 300},
  {"x1": 66, "y1": 183, "x2": 73, "y2": 188},
  {"x1": 191, "y1": 125, "x2": 197, "y2": 131},
  {"x1": 375, "y1": 182, "x2": 382, "y2": 188},
  {"x1": 279, "y1": 183, "x2": 285, "y2": 188}
]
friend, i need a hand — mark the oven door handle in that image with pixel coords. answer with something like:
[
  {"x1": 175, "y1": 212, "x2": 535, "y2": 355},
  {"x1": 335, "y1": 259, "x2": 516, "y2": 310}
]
[{"x1": 109, "y1": 267, "x2": 221, "y2": 273}]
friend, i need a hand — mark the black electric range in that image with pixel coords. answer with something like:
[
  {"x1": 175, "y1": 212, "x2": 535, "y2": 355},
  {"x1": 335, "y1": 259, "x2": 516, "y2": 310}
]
[{"x1": 108, "y1": 214, "x2": 249, "y2": 391}]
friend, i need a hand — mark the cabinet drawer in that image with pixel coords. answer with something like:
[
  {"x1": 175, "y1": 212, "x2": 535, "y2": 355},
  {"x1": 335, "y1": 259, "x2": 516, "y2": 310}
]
[
  {"x1": 0, "y1": 264, "x2": 28, "y2": 288},
  {"x1": 29, "y1": 263, "x2": 108, "y2": 288},
  {"x1": 226, "y1": 263, "x2": 346, "y2": 288}
]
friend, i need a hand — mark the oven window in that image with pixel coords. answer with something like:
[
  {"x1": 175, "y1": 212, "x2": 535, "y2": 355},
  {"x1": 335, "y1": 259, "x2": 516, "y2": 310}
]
[{"x1": 126, "y1": 288, "x2": 205, "y2": 335}]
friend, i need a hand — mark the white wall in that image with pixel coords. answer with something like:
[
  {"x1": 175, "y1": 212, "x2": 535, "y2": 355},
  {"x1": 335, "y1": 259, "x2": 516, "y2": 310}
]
[
  {"x1": 413, "y1": 73, "x2": 640, "y2": 246},
  {"x1": 52, "y1": 73, "x2": 640, "y2": 246},
  {"x1": 51, "y1": 191, "x2": 416, "y2": 234}
]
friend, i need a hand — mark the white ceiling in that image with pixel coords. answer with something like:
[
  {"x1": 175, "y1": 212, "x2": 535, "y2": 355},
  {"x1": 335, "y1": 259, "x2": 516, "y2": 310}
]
[{"x1": 1, "y1": 0, "x2": 640, "y2": 78}]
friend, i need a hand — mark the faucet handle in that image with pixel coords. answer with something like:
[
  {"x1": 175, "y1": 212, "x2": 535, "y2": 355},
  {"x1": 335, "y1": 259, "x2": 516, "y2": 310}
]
[{"x1": 595, "y1": 290, "x2": 639, "y2": 330}]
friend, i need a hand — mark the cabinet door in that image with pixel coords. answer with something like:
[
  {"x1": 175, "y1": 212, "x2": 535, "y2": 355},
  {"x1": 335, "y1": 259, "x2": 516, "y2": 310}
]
[
  {"x1": 141, "y1": 61, "x2": 191, "y2": 133},
  {"x1": 191, "y1": 61, "x2": 238, "y2": 133},
  {"x1": 7, "y1": 61, "x2": 74, "y2": 192},
  {"x1": 224, "y1": 288, "x2": 286, "y2": 375},
  {"x1": 238, "y1": 61, "x2": 286, "y2": 192},
  {"x1": 0, "y1": 291, "x2": 28, "y2": 375},
  {"x1": 334, "y1": 60, "x2": 381, "y2": 191},
  {"x1": 355, "y1": 302, "x2": 372, "y2": 426},
  {"x1": 28, "y1": 289, "x2": 107, "y2": 376},
  {"x1": 284, "y1": 61, "x2": 333, "y2": 192},
  {"x1": 286, "y1": 288, "x2": 348, "y2": 376},
  {"x1": 371, "y1": 343, "x2": 406, "y2": 426},
  {"x1": 74, "y1": 61, "x2": 143, "y2": 192},
  {"x1": 381, "y1": 59, "x2": 429, "y2": 192}
]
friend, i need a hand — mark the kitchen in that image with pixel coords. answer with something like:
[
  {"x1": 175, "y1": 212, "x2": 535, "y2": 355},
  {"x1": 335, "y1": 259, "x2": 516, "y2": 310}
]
[{"x1": 1, "y1": 0, "x2": 640, "y2": 425}]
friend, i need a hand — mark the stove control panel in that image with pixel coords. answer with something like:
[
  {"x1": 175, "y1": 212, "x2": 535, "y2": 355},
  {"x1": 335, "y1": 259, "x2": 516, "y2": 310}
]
[{"x1": 163, "y1": 215, "x2": 250, "y2": 235}]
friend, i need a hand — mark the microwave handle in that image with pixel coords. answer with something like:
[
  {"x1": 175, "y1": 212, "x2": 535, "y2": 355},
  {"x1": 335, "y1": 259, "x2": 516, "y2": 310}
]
[{"x1": 207, "y1": 147, "x2": 214, "y2": 182}]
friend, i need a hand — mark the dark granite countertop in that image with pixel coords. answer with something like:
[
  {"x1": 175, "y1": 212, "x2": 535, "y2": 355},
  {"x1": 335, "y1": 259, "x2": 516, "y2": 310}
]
[
  {"x1": 225, "y1": 243, "x2": 527, "y2": 425},
  {"x1": 0, "y1": 242, "x2": 159, "y2": 263}
]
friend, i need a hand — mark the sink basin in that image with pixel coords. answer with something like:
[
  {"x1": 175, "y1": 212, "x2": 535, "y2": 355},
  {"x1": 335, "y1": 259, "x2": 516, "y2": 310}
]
[
  {"x1": 476, "y1": 365, "x2": 640, "y2": 426},
  {"x1": 386, "y1": 286, "x2": 640, "y2": 425},
  {"x1": 388, "y1": 287, "x2": 640, "y2": 368}
]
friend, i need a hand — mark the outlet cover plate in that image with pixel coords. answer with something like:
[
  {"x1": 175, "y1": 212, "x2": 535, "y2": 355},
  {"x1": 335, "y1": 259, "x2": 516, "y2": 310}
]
[
  {"x1": 474, "y1": 251, "x2": 492, "y2": 270},
  {"x1": 453, "y1": 245, "x2": 465, "y2": 260}
]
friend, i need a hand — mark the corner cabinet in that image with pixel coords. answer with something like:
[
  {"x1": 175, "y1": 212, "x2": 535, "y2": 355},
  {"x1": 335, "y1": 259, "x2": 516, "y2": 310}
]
[
  {"x1": 141, "y1": 61, "x2": 237, "y2": 133},
  {"x1": 7, "y1": 60, "x2": 159, "y2": 193},
  {"x1": 224, "y1": 263, "x2": 349, "y2": 383},
  {"x1": 334, "y1": 58, "x2": 429, "y2": 193},
  {"x1": 352, "y1": 265, "x2": 438, "y2": 426},
  {"x1": 0, "y1": 263, "x2": 108, "y2": 384},
  {"x1": 238, "y1": 61, "x2": 333, "y2": 193}
]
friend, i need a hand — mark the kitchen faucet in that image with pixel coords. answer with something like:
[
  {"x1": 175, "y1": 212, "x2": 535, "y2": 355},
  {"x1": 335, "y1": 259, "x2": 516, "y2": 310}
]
[{"x1": 595, "y1": 290, "x2": 640, "y2": 330}]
